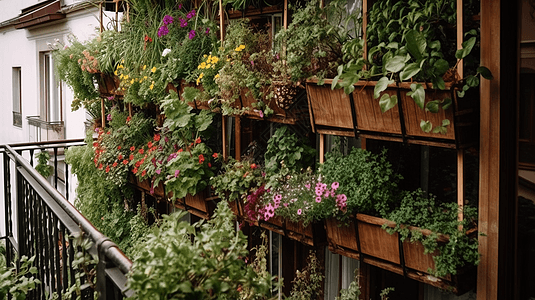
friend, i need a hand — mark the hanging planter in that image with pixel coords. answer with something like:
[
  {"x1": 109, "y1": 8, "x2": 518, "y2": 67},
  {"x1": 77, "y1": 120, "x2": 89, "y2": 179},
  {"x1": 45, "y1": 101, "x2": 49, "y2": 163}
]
[
  {"x1": 173, "y1": 188, "x2": 218, "y2": 219},
  {"x1": 306, "y1": 78, "x2": 357, "y2": 137},
  {"x1": 324, "y1": 214, "x2": 477, "y2": 294},
  {"x1": 167, "y1": 80, "x2": 211, "y2": 110}
]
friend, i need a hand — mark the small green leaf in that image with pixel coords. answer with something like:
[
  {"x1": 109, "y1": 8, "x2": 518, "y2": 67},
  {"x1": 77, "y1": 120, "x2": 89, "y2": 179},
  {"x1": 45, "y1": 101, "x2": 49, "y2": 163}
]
[
  {"x1": 477, "y1": 66, "x2": 494, "y2": 80},
  {"x1": 457, "y1": 90, "x2": 466, "y2": 98},
  {"x1": 425, "y1": 100, "x2": 440, "y2": 113},
  {"x1": 466, "y1": 75, "x2": 479, "y2": 87},
  {"x1": 407, "y1": 83, "x2": 425, "y2": 109},
  {"x1": 432, "y1": 77, "x2": 446, "y2": 90},
  {"x1": 374, "y1": 77, "x2": 394, "y2": 99},
  {"x1": 442, "y1": 119, "x2": 451, "y2": 126},
  {"x1": 420, "y1": 120, "x2": 432, "y2": 133},
  {"x1": 405, "y1": 29, "x2": 426, "y2": 60},
  {"x1": 456, "y1": 36, "x2": 476, "y2": 59},
  {"x1": 433, "y1": 59, "x2": 449, "y2": 75},
  {"x1": 379, "y1": 94, "x2": 398, "y2": 113},
  {"x1": 441, "y1": 98, "x2": 452, "y2": 110}
]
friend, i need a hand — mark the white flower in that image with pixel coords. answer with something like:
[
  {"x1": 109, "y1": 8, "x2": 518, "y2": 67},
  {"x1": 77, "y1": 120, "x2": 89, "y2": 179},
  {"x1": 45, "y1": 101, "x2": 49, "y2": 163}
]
[{"x1": 162, "y1": 48, "x2": 171, "y2": 57}]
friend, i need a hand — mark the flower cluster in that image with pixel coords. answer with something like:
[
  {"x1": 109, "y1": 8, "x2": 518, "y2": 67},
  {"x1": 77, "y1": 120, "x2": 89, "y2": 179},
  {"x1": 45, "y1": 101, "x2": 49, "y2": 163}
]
[{"x1": 196, "y1": 54, "x2": 221, "y2": 85}]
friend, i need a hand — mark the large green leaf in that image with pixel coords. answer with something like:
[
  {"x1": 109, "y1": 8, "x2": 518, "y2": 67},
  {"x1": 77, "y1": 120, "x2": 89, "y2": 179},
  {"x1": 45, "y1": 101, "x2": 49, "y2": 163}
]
[
  {"x1": 374, "y1": 77, "x2": 394, "y2": 99},
  {"x1": 385, "y1": 55, "x2": 407, "y2": 73},
  {"x1": 425, "y1": 100, "x2": 440, "y2": 113},
  {"x1": 455, "y1": 36, "x2": 476, "y2": 59},
  {"x1": 477, "y1": 66, "x2": 494, "y2": 80},
  {"x1": 379, "y1": 94, "x2": 398, "y2": 113},
  {"x1": 433, "y1": 59, "x2": 449, "y2": 75},
  {"x1": 405, "y1": 29, "x2": 426, "y2": 60},
  {"x1": 407, "y1": 83, "x2": 425, "y2": 109},
  {"x1": 400, "y1": 62, "x2": 421, "y2": 81},
  {"x1": 466, "y1": 75, "x2": 480, "y2": 87}
]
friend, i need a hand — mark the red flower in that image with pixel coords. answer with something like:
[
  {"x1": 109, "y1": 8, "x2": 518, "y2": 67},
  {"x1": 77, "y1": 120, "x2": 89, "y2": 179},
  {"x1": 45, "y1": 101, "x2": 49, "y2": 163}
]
[
  {"x1": 93, "y1": 142, "x2": 98, "y2": 147},
  {"x1": 208, "y1": 162, "x2": 212, "y2": 167},
  {"x1": 126, "y1": 116, "x2": 131, "y2": 123},
  {"x1": 154, "y1": 134, "x2": 161, "y2": 141},
  {"x1": 212, "y1": 153, "x2": 218, "y2": 158},
  {"x1": 98, "y1": 163, "x2": 103, "y2": 170},
  {"x1": 133, "y1": 168, "x2": 138, "y2": 174},
  {"x1": 139, "y1": 149, "x2": 144, "y2": 154},
  {"x1": 195, "y1": 137, "x2": 201, "y2": 144},
  {"x1": 144, "y1": 35, "x2": 153, "y2": 42},
  {"x1": 130, "y1": 146, "x2": 135, "y2": 151},
  {"x1": 135, "y1": 161, "x2": 141, "y2": 168},
  {"x1": 178, "y1": 149, "x2": 183, "y2": 153},
  {"x1": 117, "y1": 146, "x2": 121, "y2": 150},
  {"x1": 122, "y1": 160, "x2": 128, "y2": 165},
  {"x1": 118, "y1": 154, "x2": 123, "y2": 160},
  {"x1": 198, "y1": 154, "x2": 205, "y2": 164},
  {"x1": 105, "y1": 165, "x2": 110, "y2": 173},
  {"x1": 250, "y1": 163, "x2": 257, "y2": 169},
  {"x1": 129, "y1": 154, "x2": 134, "y2": 161},
  {"x1": 112, "y1": 162, "x2": 118, "y2": 167},
  {"x1": 107, "y1": 131, "x2": 111, "y2": 135},
  {"x1": 141, "y1": 170, "x2": 146, "y2": 177},
  {"x1": 148, "y1": 141, "x2": 153, "y2": 148}
]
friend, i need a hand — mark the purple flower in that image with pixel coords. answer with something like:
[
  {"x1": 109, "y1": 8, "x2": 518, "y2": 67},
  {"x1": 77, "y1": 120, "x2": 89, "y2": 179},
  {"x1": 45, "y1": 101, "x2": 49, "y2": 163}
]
[
  {"x1": 163, "y1": 15, "x2": 174, "y2": 25},
  {"x1": 250, "y1": 60, "x2": 254, "y2": 66},
  {"x1": 179, "y1": 18, "x2": 187, "y2": 28},
  {"x1": 164, "y1": 136, "x2": 169, "y2": 143},
  {"x1": 188, "y1": 29, "x2": 196, "y2": 39},
  {"x1": 156, "y1": 169, "x2": 161, "y2": 175},
  {"x1": 107, "y1": 95, "x2": 115, "y2": 100},
  {"x1": 174, "y1": 170, "x2": 180, "y2": 177},
  {"x1": 186, "y1": 9, "x2": 196, "y2": 19},
  {"x1": 106, "y1": 114, "x2": 112, "y2": 121},
  {"x1": 158, "y1": 25, "x2": 169, "y2": 37},
  {"x1": 167, "y1": 152, "x2": 177, "y2": 162},
  {"x1": 178, "y1": 3, "x2": 182, "y2": 9},
  {"x1": 205, "y1": 27, "x2": 210, "y2": 34},
  {"x1": 150, "y1": 186, "x2": 154, "y2": 195}
]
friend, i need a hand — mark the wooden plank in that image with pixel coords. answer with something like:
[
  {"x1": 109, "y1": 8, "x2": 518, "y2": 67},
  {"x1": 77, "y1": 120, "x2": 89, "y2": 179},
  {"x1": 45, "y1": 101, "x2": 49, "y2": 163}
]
[
  {"x1": 478, "y1": 0, "x2": 518, "y2": 299},
  {"x1": 457, "y1": 0, "x2": 464, "y2": 79},
  {"x1": 319, "y1": 133, "x2": 325, "y2": 164},
  {"x1": 458, "y1": 149, "x2": 464, "y2": 228},
  {"x1": 235, "y1": 117, "x2": 241, "y2": 161}
]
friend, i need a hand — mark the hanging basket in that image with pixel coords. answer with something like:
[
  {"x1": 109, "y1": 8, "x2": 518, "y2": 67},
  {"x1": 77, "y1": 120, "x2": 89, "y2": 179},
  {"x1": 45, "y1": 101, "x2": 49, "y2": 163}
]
[{"x1": 272, "y1": 81, "x2": 299, "y2": 110}]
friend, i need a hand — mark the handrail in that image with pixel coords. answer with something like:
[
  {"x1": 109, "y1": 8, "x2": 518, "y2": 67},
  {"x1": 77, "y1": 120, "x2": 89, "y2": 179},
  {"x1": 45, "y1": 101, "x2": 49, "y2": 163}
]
[{"x1": 1, "y1": 140, "x2": 133, "y2": 299}]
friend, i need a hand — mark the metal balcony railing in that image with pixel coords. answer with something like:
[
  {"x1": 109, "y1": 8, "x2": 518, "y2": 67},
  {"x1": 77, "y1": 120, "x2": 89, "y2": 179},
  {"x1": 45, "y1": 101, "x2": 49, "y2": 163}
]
[{"x1": 1, "y1": 139, "x2": 134, "y2": 299}]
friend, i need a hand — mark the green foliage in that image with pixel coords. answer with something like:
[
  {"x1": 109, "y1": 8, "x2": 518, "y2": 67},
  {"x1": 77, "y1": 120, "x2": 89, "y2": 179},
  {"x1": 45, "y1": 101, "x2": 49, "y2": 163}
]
[
  {"x1": 317, "y1": 148, "x2": 401, "y2": 220},
  {"x1": 126, "y1": 201, "x2": 275, "y2": 299},
  {"x1": 335, "y1": 270, "x2": 361, "y2": 300},
  {"x1": 51, "y1": 36, "x2": 101, "y2": 111},
  {"x1": 275, "y1": 0, "x2": 361, "y2": 82},
  {"x1": 384, "y1": 190, "x2": 479, "y2": 277},
  {"x1": 211, "y1": 157, "x2": 265, "y2": 202},
  {"x1": 60, "y1": 233, "x2": 98, "y2": 300},
  {"x1": 380, "y1": 287, "x2": 395, "y2": 300},
  {"x1": 65, "y1": 137, "x2": 152, "y2": 257},
  {"x1": 35, "y1": 151, "x2": 53, "y2": 178},
  {"x1": 264, "y1": 126, "x2": 316, "y2": 188},
  {"x1": 286, "y1": 251, "x2": 324, "y2": 300},
  {"x1": 0, "y1": 250, "x2": 40, "y2": 300}
]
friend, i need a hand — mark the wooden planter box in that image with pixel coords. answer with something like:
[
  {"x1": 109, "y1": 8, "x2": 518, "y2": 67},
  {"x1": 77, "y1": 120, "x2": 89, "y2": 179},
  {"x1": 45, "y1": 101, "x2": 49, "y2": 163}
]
[
  {"x1": 167, "y1": 80, "x2": 210, "y2": 110},
  {"x1": 231, "y1": 200, "x2": 324, "y2": 246},
  {"x1": 352, "y1": 81, "x2": 402, "y2": 136},
  {"x1": 306, "y1": 79, "x2": 357, "y2": 137},
  {"x1": 324, "y1": 214, "x2": 476, "y2": 294},
  {"x1": 129, "y1": 175, "x2": 217, "y2": 219},
  {"x1": 97, "y1": 72, "x2": 123, "y2": 97}
]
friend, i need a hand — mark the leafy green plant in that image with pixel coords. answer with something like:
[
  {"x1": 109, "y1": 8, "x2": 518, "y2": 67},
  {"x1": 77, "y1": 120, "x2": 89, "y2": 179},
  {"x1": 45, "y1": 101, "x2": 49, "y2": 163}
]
[
  {"x1": 384, "y1": 189, "x2": 479, "y2": 277},
  {"x1": 126, "y1": 201, "x2": 275, "y2": 299},
  {"x1": 35, "y1": 151, "x2": 53, "y2": 178},
  {"x1": 316, "y1": 148, "x2": 402, "y2": 221},
  {"x1": 0, "y1": 249, "x2": 40, "y2": 300},
  {"x1": 335, "y1": 270, "x2": 361, "y2": 300},
  {"x1": 264, "y1": 126, "x2": 316, "y2": 188},
  {"x1": 286, "y1": 251, "x2": 324, "y2": 300},
  {"x1": 211, "y1": 157, "x2": 265, "y2": 203},
  {"x1": 275, "y1": 0, "x2": 361, "y2": 83}
]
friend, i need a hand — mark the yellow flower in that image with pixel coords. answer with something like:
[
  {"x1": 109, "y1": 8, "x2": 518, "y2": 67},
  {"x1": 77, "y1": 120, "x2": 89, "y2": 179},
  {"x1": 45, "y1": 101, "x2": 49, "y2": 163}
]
[
  {"x1": 114, "y1": 70, "x2": 118, "y2": 76},
  {"x1": 196, "y1": 73, "x2": 204, "y2": 85},
  {"x1": 130, "y1": 79, "x2": 134, "y2": 84},
  {"x1": 199, "y1": 62, "x2": 206, "y2": 69},
  {"x1": 151, "y1": 67, "x2": 157, "y2": 73},
  {"x1": 215, "y1": 74, "x2": 220, "y2": 79},
  {"x1": 211, "y1": 56, "x2": 219, "y2": 64},
  {"x1": 149, "y1": 81, "x2": 154, "y2": 90},
  {"x1": 205, "y1": 63, "x2": 211, "y2": 69},
  {"x1": 119, "y1": 74, "x2": 124, "y2": 79},
  {"x1": 144, "y1": 76, "x2": 148, "y2": 80},
  {"x1": 143, "y1": 65, "x2": 147, "y2": 70},
  {"x1": 124, "y1": 74, "x2": 129, "y2": 80},
  {"x1": 203, "y1": 54, "x2": 207, "y2": 58}
]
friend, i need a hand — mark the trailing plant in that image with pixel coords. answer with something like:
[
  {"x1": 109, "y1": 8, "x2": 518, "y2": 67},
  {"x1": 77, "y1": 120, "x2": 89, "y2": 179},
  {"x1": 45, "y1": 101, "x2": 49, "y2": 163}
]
[
  {"x1": 316, "y1": 148, "x2": 401, "y2": 221},
  {"x1": 126, "y1": 201, "x2": 276, "y2": 299},
  {"x1": 275, "y1": 0, "x2": 361, "y2": 83},
  {"x1": 35, "y1": 150, "x2": 53, "y2": 178},
  {"x1": 286, "y1": 251, "x2": 324, "y2": 300},
  {"x1": 335, "y1": 270, "x2": 361, "y2": 300},
  {"x1": 334, "y1": 0, "x2": 493, "y2": 134},
  {"x1": 0, "y1": 249, "x2": 40, "y2": 300},
  {"x1": 264, "y1": 126, "x2": 315, "y2": 188},
  {"x1": 383, "y1": 189, "x2": 480, "y2": 278},
  {"x1": 211, "y1": 156, "x2": 265, "y2": 203}
]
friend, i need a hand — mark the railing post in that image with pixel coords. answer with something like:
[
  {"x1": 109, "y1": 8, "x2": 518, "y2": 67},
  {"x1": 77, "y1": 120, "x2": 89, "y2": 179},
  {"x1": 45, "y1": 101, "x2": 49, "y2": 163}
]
[{"x1": 3, "y1": 151, "x2": 13, "y2": 267}]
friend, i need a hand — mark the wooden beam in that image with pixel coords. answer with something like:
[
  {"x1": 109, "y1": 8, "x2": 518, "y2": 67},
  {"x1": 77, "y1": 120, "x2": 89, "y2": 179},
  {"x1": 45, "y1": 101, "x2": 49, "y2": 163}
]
[
  {"x1": 456, "y1": 0, "x2": 464, "y2": 79},
  {"x1": 478, "y1": 0, "x2": 518, "y2": 299},
  {"x1": 458, "y1": 149, "x2": 464, "y2": 228},
  {"x1": 319, "y1": 133, "x2": 325, "y2": 164}
]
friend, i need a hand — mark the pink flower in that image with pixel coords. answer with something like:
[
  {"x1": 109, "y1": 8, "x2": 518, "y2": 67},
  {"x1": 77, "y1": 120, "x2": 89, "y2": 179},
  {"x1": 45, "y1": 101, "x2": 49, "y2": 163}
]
[
  {"x1": 186, "y1": 9, "x2": 196, "y2": 19},
  {"x1": 174, "y1": 169, "x2": 180, "y2": 177},
  {"x1": 188, "y1": 30, "x2": 196, "y2": 39},
  {"x1": 305, "y1": 183, "x2": 311, "y2": 190},
  {"x1": 106, "y1": 114, "x2": 112, "y2": 121},
  {"x1": 158, "y1": 25, "x2": 169, "y2": 37},
  {"x1": 283, "y1": 203, "x2": 289, "y2": 207},
  {"x1": 297, "y1": 209, "x2": 302, "y2": 215},
  {"x1": 274, "y1": 194, "x2": 282, "y2": 201},
  {"x1": 162, "y1": 15, "x2": 174, "y2": 25},
  {"x1": 331, "y1": 182, "x2": 339, "y2": 190},
  {"x1": 156, "y1": 169, "x2": 161, "y2": 175},
  {"x1": 315, "y1": 196, "x2": 322, "y2": 203},
  {"x1": 179, "y1": 18, "x2": 187, "y2": 28}
]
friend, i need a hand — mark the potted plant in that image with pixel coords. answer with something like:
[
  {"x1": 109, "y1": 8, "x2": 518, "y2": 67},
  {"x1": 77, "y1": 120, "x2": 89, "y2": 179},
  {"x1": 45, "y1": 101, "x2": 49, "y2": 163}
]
[
  {"x1": 334, "y1": 0, "x2": 493, "y2": 145},
  {"x1": 275, "y1": 0, "x2": 362, "y2": 136}
]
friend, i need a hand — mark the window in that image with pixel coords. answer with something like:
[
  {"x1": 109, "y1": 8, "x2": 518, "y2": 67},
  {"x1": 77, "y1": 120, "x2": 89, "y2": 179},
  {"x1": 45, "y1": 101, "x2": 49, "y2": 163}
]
[
  {"x1": 39, "y1": 51, "x2": 62, "y2": 122},
  {"x1": 12, "y1": 67, "x2": 22, "y2": 127}
]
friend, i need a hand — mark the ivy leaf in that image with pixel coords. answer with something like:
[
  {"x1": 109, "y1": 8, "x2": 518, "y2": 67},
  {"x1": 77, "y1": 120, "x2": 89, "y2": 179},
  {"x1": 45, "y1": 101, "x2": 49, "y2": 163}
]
[
  {"x1": 425, "y1": 100, "x2": 440, "y2": 113},
  {"x1": 477, "y1": 66, "x2": 494, "y2": 80},
  {"x1": 466, "y1": 75, "x2": 479, "y2": 87},
  {"x1": 420, "y1": 120, "x2": 432, "y2": 133},
  {"x1": 405, "y1": 29, "x2": 426, "y2": 60},
  {"x1": 374, "y1": 77, "x2": 394, "y2": 99},
  {"x1": 433, "y1": 59, "x2": 449, "y2": 75},
  {"x1": 400, "y1": 62, "x2": 421, "y2": 81},
  {"x1": 455, "y1": 36, "x2": 476, "y2": 59},
  {"x1": 441, "y1": 98, "x2": 452, "y2": 110},
  {"x1": 457, "y1": 90, "x2": 466, "y2": 98},
  {"x1": 442, "y1": 119, "x2": 451, "y2": 127},
  {"x1": 407, "y1": 83, "x2": 425, "y2": 109},
  {"x1": 385, "y1": 55, "x2": 407, "y2": 73},
  {"x1": 432, "y1": 125, "x2": 447, "y2": 134},
  {"x1": 432, "y1": 77, "x2": 446, "y2": 90},
  {"x1": 379, "y1": 94, "x2": 398, "y2": 113}
]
